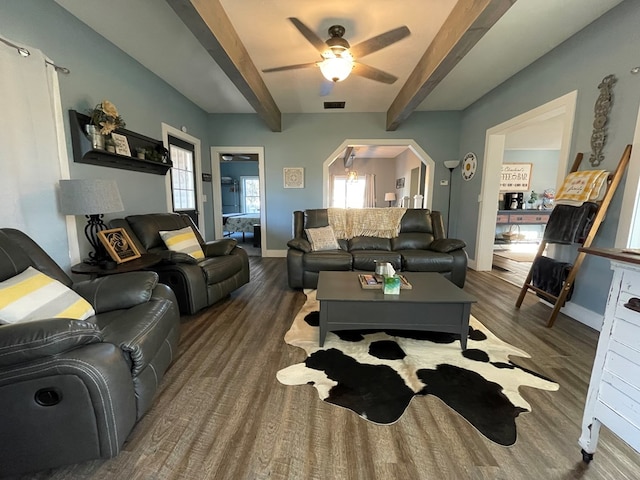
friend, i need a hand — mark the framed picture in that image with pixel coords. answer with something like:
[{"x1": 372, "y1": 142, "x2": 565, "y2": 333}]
[
  {"x1": 284, "y1": 167, "x2": 304, "y2": 188},
  {"x1": 98, "y1": 228, "x2": 141, "y2": 263},
  {"x1": 395, "y1": 177, "x2": 405, "y2": 189},
  {"x1": 500, "y1": 163, "x2": 532, "y2": 192},
  {"x1": 110, "y1": 133, "x2": 131, "y2": 156}
]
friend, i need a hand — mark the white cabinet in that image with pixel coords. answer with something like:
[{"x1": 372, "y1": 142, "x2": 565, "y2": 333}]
[{"x1": 578, "y1": 251, "x2": 640, "y2": 463}]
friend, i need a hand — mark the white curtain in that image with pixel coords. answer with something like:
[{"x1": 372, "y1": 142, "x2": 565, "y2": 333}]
[
  {"x1": 0, "y1": 37, "x2": 73, "y2": 268},
  {"x1": 364, "y1": 173, "x2": 376, "y2": 208}
]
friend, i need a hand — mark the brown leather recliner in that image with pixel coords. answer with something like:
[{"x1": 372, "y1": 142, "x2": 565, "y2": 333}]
[
  {"x1": 0, "y1": 228, "x2": 180, "y2": 476},
  {"x1": 110, "y1": 213, "x2": 250, "y2": 314}
]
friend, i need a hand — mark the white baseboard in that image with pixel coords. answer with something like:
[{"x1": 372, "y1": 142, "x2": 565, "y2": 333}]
[
  {"x1": 263, "y1": 249, "x2": 287, "y2": 258},
  {"x1": 539, "y1": 299, "x2": 603, "y2": 331}
]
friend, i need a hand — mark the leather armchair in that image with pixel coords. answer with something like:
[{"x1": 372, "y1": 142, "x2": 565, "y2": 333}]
[
  {"x1": 110, "y1": 213, "x2": 250, "y2": 314},
  {"x1": 0, "y1": 228, "x2": 180, "y2": 476}
]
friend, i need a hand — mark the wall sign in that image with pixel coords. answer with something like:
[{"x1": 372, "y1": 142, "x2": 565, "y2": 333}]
[{"x1": 500, "y1": 163, "x2": 532, "y2": 192}]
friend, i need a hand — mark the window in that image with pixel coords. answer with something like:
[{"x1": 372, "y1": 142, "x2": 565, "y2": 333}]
[
  {"x1": 169, "y1": 136, "x2": 196, "y2": 212},
  {"x1": 332, "y1": 176, "x2": 366, "y2": 208},
  {"x1": 241, "y1": 176, "x2": 260, "y2": 213}
]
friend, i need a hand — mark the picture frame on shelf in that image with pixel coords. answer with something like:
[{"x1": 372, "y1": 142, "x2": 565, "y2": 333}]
[
  {"x1": 98, "y1": 228, "x2": 141, "y2": 263},
  {"x1": 284, "y1": 167, "x2": 304, "y2": 188},
  {"x1": 110, "y1": 133, "x2": 131, "y2": 157}
]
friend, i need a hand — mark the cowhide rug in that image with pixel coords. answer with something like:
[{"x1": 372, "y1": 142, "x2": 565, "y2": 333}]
[{"x1": 277, "y1": 290, "x2": 559, "y2": 446}]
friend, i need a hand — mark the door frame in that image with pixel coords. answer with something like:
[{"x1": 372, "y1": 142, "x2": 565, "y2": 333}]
[
  {"x1": 472, "y1": 90, "x2": 577, "y2": 270},
  {"x1": 161, "y1": 123, "x2": 204, "y2": 230},
  {"x1": 211, "y1": 146, "x2": 265, "y2": 247},
  {"x1": 322, "y1": 139, "x2": 435, "y2": 209}
]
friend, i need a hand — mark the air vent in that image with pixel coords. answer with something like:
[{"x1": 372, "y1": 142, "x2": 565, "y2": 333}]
[{"x1": 324, "y1": 101, "x2": 346, "y2": 109}]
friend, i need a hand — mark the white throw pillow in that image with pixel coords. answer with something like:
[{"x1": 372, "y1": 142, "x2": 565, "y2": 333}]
[
  {"x1": 0, "y1": 266, "x2": 95, "y2": 325},
  {"x1": 305, "y1": 226, "x2": 340, "y2": 251},
  {"x1": 159, "y1": 226, "x2": 205, "y2": 260}
]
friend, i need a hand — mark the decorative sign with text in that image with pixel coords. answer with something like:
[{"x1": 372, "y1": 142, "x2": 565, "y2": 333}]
[{"x1": 500, "y1": 163, "x2": 532, "y2": 192}]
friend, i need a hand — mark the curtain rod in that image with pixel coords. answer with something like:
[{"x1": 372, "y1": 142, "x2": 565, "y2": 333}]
[{"x1": 0, "y1": 37, "x2": 70, "y2": 74}]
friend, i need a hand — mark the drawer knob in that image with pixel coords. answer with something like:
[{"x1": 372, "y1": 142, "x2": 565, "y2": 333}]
[{"x1": 623, "y1": 297, "x2": 640, "y2": 313}]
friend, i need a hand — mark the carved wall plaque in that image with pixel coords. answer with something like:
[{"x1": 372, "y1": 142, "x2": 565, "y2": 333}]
[{"x1": 589, "y1": 74, "x2": 616, "y2": 167}]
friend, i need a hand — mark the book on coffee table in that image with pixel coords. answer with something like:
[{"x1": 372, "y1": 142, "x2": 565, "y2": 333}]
[{"x1": 358, "y1": 273, "x2": 412, "y2": 290}]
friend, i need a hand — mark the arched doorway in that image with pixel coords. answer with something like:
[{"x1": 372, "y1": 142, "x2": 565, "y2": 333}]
[{"x1": 322, "y1": 139, "x2": 435, "y2": 209}]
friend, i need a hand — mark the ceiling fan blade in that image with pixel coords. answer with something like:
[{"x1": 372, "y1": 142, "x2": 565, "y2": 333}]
[
  {"x1": 262, "y1": 62, "x2": 317, "y2": 73},
  {"x1": 288, "y1": 17, "x2": 327, "y2": 54},
  {"x1": 349, "y1": 26, "x2": 410, "y2": 58},
  {"x1": 352, "y1": 62, "x2": 398, "y2": 84},
  {"x1": 320, "y1": 80, "x2": 335, "y2": 97}
]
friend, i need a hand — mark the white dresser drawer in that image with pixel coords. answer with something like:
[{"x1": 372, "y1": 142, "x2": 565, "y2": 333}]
[
  {"x1": 620, "y1": 269, "x2": 640, "y2": 297},
  {"x1": 603, "y1": 346, "x2": 640, "y2": 395},
  {"x1": 610, "y1": 310, "x2": 640, "y2": 352}
]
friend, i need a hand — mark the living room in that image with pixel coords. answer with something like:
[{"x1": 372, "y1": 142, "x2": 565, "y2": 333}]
[{"x1": 2, "y1": 0, "x2": 640, "y2": 478}]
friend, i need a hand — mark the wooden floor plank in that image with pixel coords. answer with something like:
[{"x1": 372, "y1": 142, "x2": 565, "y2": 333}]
[{"x1": 19, "y1": 258, "x2": 640, "y2": 480}]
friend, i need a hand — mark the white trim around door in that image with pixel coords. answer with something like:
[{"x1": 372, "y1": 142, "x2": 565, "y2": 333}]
[
  {"x1": 211, "y1": 146, "x2": 266, "y2": 251},
  {"x1": 161, "y1": 124, "x2": 204, "y2": 230},
  {"x1": 472, "y1": 91, "x2": 577, "y2": 271}
]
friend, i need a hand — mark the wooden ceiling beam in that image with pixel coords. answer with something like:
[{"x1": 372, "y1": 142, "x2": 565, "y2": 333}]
[
  {"x1": 166, "y1": 0, "x2": 282, "y2": 132},
  {"x1": 386, "y1": 0, "x2": 517, "y2": 131}
]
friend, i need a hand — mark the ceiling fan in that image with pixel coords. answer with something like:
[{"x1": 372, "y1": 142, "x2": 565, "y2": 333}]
[{"x1": 262, "y1": 18, "x2": 410, "y2": 95}]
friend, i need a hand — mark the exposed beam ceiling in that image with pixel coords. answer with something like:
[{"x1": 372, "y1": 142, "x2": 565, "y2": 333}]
[
  {"x1": 386, "y1": 0, "x2": 515, "y2": 130},
  {"x1": 166, "y1": 0, "x2": 282, "y2": 132}
]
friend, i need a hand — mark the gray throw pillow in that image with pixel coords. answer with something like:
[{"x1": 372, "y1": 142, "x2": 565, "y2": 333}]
[{"x1": 305, "y1": 226, "x2": 340, "y2": 251}]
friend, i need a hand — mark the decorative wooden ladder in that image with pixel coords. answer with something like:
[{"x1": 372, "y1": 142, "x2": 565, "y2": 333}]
[{"x1": 515, "y1": 144, "x2": 632, "y2": 327}]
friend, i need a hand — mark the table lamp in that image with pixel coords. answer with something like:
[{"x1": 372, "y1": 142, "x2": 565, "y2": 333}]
[
  {"x1": 384, "y1": 192, "x2": 396, "y2": 207},
  {"x1": 59, "y1": 179, "x2": 124, "y2": 264}
]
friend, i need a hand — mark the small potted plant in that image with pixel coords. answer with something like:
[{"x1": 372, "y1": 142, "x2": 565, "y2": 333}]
[{"x1": 527, "y1": 190, "x2": 538, "y2": 209}]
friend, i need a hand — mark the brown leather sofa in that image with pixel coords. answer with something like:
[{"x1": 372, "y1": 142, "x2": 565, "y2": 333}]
[
  {"x1": 287, "y1": 209, "x2": 468, "y2": 289},
  {"x1": 0, "y1": 228, "x2": 180, "y2": 476},
  {"x1": 110, "y1": 213, "x2": 250, "y2": 314}
]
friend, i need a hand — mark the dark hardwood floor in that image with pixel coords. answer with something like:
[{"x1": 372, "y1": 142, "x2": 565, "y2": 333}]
[{"x1": 16, "y1": 258, "x2": 640, "y2": 480}]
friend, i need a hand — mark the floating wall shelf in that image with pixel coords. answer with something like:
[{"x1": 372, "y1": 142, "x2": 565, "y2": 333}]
[{"x1": 69, "y1": 110, "x2": 172, "y2": 176}]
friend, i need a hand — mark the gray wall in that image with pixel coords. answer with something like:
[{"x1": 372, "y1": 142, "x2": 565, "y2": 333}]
[
  {"x1": 1, "y1": 0, "x2": 212, "y2": 264},
  {"x1": 208, "y1": 112, "x2": 461, "y2": 248},
  {"x1": 456, "y1": 0, "x2": 640, "y2": 314}
]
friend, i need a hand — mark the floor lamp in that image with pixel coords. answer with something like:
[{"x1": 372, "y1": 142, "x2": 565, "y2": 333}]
[{"x1": 444, "y1": 160, "x2": 460, "y2": 237}]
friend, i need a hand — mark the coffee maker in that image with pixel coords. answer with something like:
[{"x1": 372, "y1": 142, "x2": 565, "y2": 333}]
[{"x1": 503, "y1": 192, "x2": 524, "y2": 210}]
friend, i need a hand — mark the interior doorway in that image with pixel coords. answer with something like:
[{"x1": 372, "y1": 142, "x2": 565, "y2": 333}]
[
  {"x1": 473, "y1": 91, "x2": 578, "y2": 271},
  {"x1": 322, "y1": 139, "x2": 435, "y2": 210},
  {"x1": 211, "y1": 146, "x2": 265, "y2": 255}
]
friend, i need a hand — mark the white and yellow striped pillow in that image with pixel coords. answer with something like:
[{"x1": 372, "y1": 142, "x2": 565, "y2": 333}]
[
  {"x1": 0, "y1": 266, "x2": 95, "y2": 325},
  {"x1": 159, "y1": 226, "x2": 205, "y2": 260}
]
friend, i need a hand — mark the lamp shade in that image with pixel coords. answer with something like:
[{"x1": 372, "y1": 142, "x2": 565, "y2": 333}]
[
  {"x1": 384, "y1": 192, "x2": 397, "y2": 202},
  {"x1": 444, "y1": 160, "x2": 460, "y2": 170},
  {"x1": 319, "y1": 49, "x2": 354, "y2": 82},
  {"x1": 59, "y1": 179, "x2": 124, "y2": 215}
]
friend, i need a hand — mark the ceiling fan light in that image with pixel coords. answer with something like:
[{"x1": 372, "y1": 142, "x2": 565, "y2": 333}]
[{"x1": 319, "y1": 55, "x2": 353, "y2": 83}]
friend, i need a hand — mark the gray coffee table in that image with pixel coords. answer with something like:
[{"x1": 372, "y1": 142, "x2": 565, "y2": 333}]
[{"x1": 316, "y1": 271, "x2": 477, "y2": 350}]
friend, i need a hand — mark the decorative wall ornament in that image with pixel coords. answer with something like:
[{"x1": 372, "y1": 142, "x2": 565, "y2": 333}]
[
  {"x1": 283, "y1": 167, "x2": 304, "y2": 188},
  {"x1": 589, "y1": 74, "x2": 616, "y2": 167},
  {"x1": 461, "y1": 152, "x2": 477, "y2": 181}
]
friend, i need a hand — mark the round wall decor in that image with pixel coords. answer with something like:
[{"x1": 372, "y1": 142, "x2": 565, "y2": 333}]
[{"x1": 461, "y1": 152, "x2": 477, "y2": 181}]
